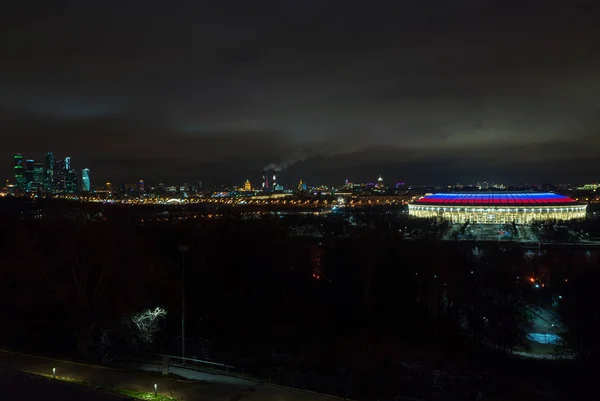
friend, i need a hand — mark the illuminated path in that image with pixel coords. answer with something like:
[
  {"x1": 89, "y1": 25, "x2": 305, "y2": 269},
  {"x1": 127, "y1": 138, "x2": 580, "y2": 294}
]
[
  {"x1": 0, "y1": 368, "x2": 124, "y2": 401},
  {"x1": 0, "y1": 350, "x2": 350, "y2": 401}
]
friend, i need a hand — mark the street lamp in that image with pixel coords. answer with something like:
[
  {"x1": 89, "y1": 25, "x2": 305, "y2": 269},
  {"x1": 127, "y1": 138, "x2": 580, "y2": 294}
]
[{"x1": 178, "y1": 245, "x2": 190, "y2": 360}]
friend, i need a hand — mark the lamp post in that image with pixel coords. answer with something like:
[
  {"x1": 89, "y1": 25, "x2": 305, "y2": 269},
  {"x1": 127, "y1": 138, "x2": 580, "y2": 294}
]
[{"x1": 178, "y1": 245, "x2": 190, "y2": 360}]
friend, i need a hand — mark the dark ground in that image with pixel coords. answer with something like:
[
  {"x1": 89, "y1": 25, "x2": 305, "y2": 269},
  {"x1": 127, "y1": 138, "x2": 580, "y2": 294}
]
[{"x1": 0, "y1": 368, "x2": 125, "y2": 401}]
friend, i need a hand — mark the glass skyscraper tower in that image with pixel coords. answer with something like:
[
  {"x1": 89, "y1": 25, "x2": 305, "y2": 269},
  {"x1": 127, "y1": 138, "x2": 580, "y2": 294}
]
[{"x1": 80, "y1": 168, "x2": 91, "y2": 192}]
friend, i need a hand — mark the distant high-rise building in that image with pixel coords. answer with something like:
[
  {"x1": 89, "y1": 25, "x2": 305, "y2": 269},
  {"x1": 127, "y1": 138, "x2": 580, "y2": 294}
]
[
  {"x1": 32, "y1": 162, "x2": 44, "y2": 191},
  {"x1": 105, "y1": 182, "x2": 113, "y2": 194},
  {"x1": 139, "y1": 179, "x2": 145, "y2": 192},
  {"x1": 44, "y1": 152, "x2": 55, "y2": 192},
  {"x1": 65, "y1": 169, "x2": 78, "y2": 193},
  {"x1": 298, "y1": 179, "x2": 308, "y2": 191},
  {"x1": 14, "y1": 154, "x2": 25, "y2": 190},
  {"x1": 54, "y1": 158, "x2": 66, "y2": 191},
  {"x1": 244, "y1": 179, "x2": 251, "y2": 191},
  {"x1": 25, "y1": 159, "x2": 35, "y2": 189},
  {"x1": 262, "y1": 171, "x2": 269, "y2": 191},
  {"x1": 80, "y1": 168, "x2": 91, "y2": 192}
]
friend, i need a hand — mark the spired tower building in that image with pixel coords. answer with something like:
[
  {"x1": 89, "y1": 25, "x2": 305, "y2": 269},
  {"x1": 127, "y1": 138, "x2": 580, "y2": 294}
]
[{"x1": 64, "y1": 157, "x2": 78, "y2": 193}]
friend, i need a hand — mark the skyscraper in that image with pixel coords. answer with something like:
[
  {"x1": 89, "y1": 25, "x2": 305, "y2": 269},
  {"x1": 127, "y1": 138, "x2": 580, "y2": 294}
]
[
  {"x1": 32, "y1": 162, "x2": 44, "y2": 192},
  {"x1": 14, "y1": 154, "x2": 25, "y2": 190},
  {"x1": 44, "y1": 151, "x2": 55, "y2": 192},
  {"x1": 25, "y1": 159, "x2": 35, "y2": 190},
  {"x1": 80, "y1": 168, "x2": 91, "y2": 192},
  {"x1": 65, "y1": 169, "x2": 78, "y2": 193},
  {"x1": 54, "y1": 158, "x2": 66, "y2": 191}
]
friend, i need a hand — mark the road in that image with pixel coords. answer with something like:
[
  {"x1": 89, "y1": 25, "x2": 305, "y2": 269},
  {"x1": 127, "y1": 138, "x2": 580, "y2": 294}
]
[
  {"x1": 0, "y1": 350, "x2": 351, "y2": 401},
  {"x1": 528, "y1": 306, "x2": 563, "y2": 333}
]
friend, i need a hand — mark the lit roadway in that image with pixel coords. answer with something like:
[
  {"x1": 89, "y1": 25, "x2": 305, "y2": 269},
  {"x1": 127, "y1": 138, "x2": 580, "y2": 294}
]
[{"x1": 0, "y1": 350, "x2": 349, "y2": 401}]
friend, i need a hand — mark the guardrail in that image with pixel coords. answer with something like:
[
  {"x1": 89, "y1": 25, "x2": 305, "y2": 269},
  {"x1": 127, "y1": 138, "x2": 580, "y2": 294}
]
[
  {"x1": 122, "y1": 352, "x2": 246, "y2": 379},
  {"x1": 153, "y1": 353, "x2": 235, "y2": 369}
]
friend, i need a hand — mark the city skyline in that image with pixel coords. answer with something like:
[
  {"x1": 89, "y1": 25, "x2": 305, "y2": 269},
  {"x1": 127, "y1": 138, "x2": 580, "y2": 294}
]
[
  {"x1": 6, "y1": 149, "x2": 600, "y2": 190},
  {"x1": 2, "y1": 2, "x2": 600, "y2": 185},
  {"x1": 10, "y1": 151, "x2": 92, "y2": 194}
]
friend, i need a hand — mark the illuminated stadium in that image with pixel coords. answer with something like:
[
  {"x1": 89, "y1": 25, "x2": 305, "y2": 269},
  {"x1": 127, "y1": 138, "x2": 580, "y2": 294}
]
[{"x1": 408, "y1": 192, "x2": 586, "y2": 224}]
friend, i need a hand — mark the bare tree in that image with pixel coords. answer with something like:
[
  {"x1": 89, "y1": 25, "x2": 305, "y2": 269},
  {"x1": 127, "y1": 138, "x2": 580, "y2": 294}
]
[{"x1": 126, "y1": 307, "x2": 167, "y2": 348}]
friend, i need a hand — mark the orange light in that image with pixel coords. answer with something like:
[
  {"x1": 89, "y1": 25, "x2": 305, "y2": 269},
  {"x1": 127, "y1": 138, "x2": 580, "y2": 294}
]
[{"x1": 529, "y1": 277, "x2": 535, "y2": 283}]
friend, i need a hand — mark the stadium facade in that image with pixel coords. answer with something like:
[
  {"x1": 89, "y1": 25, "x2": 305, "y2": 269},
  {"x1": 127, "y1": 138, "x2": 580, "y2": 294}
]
[{"x1": 408, "y1": 192, "x2": 586, "y2": 224}]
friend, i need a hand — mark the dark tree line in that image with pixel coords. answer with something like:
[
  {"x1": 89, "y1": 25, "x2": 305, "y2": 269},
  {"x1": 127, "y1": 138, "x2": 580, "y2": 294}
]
[
  {"x1": 2, "y1": 200, "x2": 600, "y2": 399},
  {"x1": 1, "y1": 214, "x2": 175, "y2": 357}
]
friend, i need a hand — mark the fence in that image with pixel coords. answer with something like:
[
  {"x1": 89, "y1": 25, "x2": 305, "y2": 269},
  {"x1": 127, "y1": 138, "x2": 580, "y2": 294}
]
[{"x1": 119, "y1": 351, "x2": 250, "y2": 380}]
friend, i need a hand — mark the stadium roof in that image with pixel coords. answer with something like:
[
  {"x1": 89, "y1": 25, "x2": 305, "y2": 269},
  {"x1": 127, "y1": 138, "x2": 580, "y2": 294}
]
[{"x1": 414, "y1": 192, "x2": 578, "y2": 206}]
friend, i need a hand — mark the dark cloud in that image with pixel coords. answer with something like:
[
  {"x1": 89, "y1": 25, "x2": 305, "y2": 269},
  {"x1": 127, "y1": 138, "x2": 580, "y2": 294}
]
[
  {"x1": 0, "y1": 107, "x2": 292, "y2": 184},
  {"x1": 1, "y1": 0, "x2": 600, "y2": 186}
]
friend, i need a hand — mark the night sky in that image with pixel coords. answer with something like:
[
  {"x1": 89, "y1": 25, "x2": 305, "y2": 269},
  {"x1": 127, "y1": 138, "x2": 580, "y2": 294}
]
[{"x1": 2, "y1": 1, "x2": 600, "y2": 187}]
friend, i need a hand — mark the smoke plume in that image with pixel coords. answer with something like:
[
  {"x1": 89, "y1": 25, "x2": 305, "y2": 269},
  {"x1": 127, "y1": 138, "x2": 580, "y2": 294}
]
[{"x1": 263, "y1": 148, "x2": 314, "y2": 171}]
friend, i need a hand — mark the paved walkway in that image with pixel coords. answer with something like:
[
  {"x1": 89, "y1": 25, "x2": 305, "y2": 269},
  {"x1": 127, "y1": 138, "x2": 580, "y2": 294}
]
[
  {"x1": 0, "y1": 350, "x2": 349, "y2": 401},
  {"x1": 1, "y1": 368, "x2": 125, "y2": 401}
]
